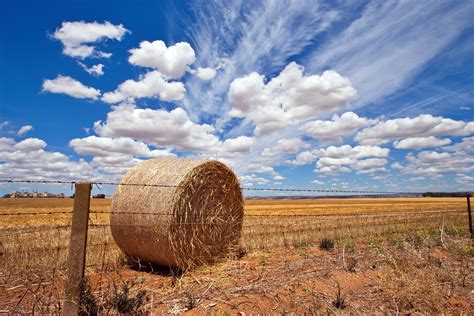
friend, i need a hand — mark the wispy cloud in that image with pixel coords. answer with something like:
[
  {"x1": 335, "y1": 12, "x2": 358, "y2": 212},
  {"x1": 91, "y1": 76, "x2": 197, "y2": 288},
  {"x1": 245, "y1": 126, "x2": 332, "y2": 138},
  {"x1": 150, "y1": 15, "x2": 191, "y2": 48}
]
[
  {"x1": 182, "y1": 0, "x2": 342, "y2": 123},
  {"x1": 307, "y1": 0, "x2": 473, "y2": 107}
]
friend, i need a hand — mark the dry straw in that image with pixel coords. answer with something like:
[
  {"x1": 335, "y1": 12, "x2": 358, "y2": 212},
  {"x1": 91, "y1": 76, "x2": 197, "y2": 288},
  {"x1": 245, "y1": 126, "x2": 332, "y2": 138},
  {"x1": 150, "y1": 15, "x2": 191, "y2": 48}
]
[{"x1": 110, "y1": 158, "x2": 244, "y2": 269}]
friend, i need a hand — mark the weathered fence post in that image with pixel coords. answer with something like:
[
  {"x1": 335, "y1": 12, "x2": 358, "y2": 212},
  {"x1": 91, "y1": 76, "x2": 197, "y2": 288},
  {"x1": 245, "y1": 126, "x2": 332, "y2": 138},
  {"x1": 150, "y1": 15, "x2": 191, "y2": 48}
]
[
  {"x1": 467, "y1": 194, "x2": 472, "y2": 238},
  {"x1": 63, "y1": 181, "x2": 91, "y2": 315}
]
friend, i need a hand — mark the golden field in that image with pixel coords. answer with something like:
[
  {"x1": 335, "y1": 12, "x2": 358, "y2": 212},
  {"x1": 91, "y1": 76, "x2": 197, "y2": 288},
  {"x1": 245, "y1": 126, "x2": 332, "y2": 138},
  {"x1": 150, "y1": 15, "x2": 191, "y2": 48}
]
[
  {"x1": 1, "y1": 197, "x2": 472, "y2": 314},
  {"x1": 0, "y1": 196, "x2": 467, "y2": 227},
  {"x1": 0, "y1": 197, "x2": 467, "y2": 270}
]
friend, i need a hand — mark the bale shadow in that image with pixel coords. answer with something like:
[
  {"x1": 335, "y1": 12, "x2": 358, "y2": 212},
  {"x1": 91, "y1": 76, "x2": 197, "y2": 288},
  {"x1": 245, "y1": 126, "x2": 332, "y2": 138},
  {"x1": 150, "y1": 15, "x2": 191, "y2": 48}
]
[{"x1": 126, "y1": 256, "x2": 185, "y2": 277}]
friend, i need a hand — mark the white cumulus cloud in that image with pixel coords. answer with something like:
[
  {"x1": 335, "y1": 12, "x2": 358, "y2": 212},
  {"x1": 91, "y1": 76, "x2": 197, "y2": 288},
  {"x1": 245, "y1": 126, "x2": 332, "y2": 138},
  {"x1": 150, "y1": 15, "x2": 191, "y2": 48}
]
[
  {"x1": 42, "y1": 75, "x2": 101, "y2": 100},
  {"x1": 196, "y1": 67, "x2": 217, "y2": 80},
  {"x1": 393, "y1": 136, "x2": 451, "y2": 149},
  {"x1": 128, "y1": 40, "x2": 195, "y2": 78},
  {"x1": 396, "y1": 149, "x2": 474, "y2": 178},
  {"x1": 261, "y1": 138, "x2": 309, "y2": 157},
  {"x1": 220, "y1": 136, "x2": 255, "y2": 154},
  {"x1": 228, "y1": 62, "x2": 358, "y2": 135},
  {"x1": 355, "y1": 114, "x2": 474, "y2": 145},
  {"x1": 303, "y1": 112, "x2": 377, "y2": 142},
  {"x1": 290, "y1": 144, "x2": 390, "y2": 174},
  {"x1": 69, "y1": 136, "x2": 175, "y2": 158},
  {"x1": 14, "y1": 138, "x2": 47, "y2": 151},
  {"x1": 0, "y1": 137, "x2": 98, "y2": 180},
  {"x1": 79, "y1": 63, "x2": 104, "y2": 76},
  {"x1": 53, "y1": 21, "x2": 129, "y2": 59},
  {"x1": 93, "y1": 103, "x2": 220, "y2": 152},
  {"x1": 101, "y1": 71, "x2": 185, "y2": 103}
]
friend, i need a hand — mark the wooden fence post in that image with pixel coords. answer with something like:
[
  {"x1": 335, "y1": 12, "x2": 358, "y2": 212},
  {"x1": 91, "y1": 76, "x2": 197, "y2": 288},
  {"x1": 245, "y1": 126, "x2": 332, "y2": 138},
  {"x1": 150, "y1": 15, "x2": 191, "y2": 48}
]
[
  {"x1": 63, "y1": 181, "x2": 92, "y2": 315},
  {"x1": 467, "y1": 194, "x2": 472, "y2": 238}
]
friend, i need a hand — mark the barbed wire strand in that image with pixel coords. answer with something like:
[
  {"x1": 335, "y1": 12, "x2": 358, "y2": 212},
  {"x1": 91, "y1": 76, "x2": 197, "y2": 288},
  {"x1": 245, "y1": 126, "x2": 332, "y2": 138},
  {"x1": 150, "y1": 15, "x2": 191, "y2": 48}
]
[{"x1": 0, "y1": 179, "x2": 435, "y2": 195}]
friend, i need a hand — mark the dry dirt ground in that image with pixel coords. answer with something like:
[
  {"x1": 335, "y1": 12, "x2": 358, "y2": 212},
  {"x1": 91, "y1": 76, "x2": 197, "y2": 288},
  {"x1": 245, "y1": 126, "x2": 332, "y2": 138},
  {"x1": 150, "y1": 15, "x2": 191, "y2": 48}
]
[
  {"x1": 0, "y1": 197, "x2": 472, "y2": 314},
  {"x1": 2, "y1": 231, "x2": 473, "y2": 314}
]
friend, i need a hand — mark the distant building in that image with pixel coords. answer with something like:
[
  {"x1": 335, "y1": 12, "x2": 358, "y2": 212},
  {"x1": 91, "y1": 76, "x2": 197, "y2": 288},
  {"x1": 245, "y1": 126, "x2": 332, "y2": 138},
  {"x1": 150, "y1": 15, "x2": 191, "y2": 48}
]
[{"x1": 6, "y1": 190, "x2": 66, "y2": 198}]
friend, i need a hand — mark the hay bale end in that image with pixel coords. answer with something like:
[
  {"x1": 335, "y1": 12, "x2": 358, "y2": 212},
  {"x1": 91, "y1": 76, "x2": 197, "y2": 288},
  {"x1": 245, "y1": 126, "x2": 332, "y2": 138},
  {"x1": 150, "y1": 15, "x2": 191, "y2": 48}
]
[{"x1": 110, "y1": 158, "x2": 244, "y2": 269}]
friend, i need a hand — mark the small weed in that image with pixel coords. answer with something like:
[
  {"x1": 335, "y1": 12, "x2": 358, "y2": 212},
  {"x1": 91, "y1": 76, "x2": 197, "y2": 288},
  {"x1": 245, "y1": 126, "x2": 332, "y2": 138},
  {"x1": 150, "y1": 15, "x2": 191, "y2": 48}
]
[
  {"x1": 346, "y1": 257, "x2": 357, "y2": 272},
  {"x1": 405, "y1": 232, "x2": 424, "y2": 249},
  {"x1": 319, "y1": 238, "x2": 335, "y2": 250},
  {"x1": 259, "y1": 260, "x2": 268, "y2": 266},
  {"x1": 388, "y1": 233, "x2": 405, "y2": 249},
  {"x1": 299, "y1": 252, "x2": 309, "y2": 259},
  {"x1": 367, "y1": 235, "x2": 383, "y2": 247},
  {"x1": 332, "y1": 283, "x2": 346, "y2": 310},
  {"x1": 444, "y1": 226, "x2": 463, "y2": 236},
  {"x1": 79, "y1": 279, "x2": 98, "y2": 315},
  {"x1": 109, "y1": 283, "x2": 146, "y2": 314},
  {"x1": 219, "y1": 309, "x2": 229, "y2": 316},
  {"x1": 185, "y1": 292, "x2": 196, "y2": 310},
  {"x1": 344, "y1": 240, "x2": 356, "y2": 253},
  {"x1": 452, "y1": 243, "x2": 474, "y2": 257},
  {"x1": 298, "y1": 242, "x2": 312, "y2": 249}
]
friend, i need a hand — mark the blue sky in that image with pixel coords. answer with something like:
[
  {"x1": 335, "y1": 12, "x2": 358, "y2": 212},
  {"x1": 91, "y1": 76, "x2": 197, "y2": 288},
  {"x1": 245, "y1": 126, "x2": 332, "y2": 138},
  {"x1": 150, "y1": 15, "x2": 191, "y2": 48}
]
[{"x1": 1, "y1": 0, "x2": 473, "y2": 196}]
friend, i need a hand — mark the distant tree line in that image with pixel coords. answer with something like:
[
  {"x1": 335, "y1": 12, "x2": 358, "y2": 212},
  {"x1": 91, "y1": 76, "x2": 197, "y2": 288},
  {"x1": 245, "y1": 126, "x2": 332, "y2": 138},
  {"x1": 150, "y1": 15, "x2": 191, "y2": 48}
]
[{"x1": 423, "y1": 192, "x2": 472, "y2": 197}]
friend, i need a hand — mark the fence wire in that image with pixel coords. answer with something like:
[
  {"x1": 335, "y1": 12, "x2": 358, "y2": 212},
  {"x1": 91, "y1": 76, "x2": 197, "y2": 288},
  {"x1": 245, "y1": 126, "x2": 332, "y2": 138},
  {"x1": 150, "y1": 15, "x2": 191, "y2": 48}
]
[{"x1": 0, "y1": 178, "x2": 436, "y2": 195}]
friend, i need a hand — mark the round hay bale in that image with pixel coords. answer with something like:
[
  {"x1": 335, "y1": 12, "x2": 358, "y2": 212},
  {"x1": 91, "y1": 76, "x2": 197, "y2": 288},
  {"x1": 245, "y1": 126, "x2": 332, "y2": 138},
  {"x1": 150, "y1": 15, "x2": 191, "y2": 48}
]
[{"x1": 110, "y1": 158, "x2": 244, "y2": 269}]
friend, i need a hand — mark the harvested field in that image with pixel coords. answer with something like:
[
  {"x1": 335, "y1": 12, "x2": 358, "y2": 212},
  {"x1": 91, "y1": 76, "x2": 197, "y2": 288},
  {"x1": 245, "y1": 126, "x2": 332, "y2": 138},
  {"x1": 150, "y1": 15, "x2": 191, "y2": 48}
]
[
  {"x1": 0, "y1": 197, "x2": 466, "y2": 226},
  {"x1": 0, "y1": 197, "x2": 472, "y2": 314}
]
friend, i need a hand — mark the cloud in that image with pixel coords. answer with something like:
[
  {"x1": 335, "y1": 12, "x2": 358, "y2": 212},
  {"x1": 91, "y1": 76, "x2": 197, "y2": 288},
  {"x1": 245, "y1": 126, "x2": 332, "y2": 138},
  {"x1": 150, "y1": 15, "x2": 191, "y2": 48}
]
[
  {"x1": 128, "y1": 40, "x2": 195, "y2": 78},
  {"x1": 196, "y1": 67, "x2": 217, "y2": 80},
  {"x1": 396, "y1": 149, "x2": 474, "y2": 178},
  {"x1": 228, "y1": 62, "x2": 358, "y2": 135},
  {"x1": 391, "y1": 137, "x2": 474, "y2": 180},
  {"x1": 393, "y1": 136, "x2": 451, "y2": 149},
  {"x1": 0, "y1": 137, "x2": 98, "y2": 181},
  {"x1": 444, "y1": 136, "x2": 474, "y2": 154},
  {"x1": 220, "y1": 136, "x2": 255, "y2": 153},
  {"x1": 261, "y1": 138, "x2": 309, "y2": 157},
  {"x1": 101, "y1": 71, "x2": 185, "y2": 103},
  {"x1": 42, "y1": 75, "x2": 101, "y2": 100},
  {"x1": 69, "y1": 136, "x2": 175, "y2": 158},
  {"x1": 309, "y1": 1, "x2": 473, "y2": 106},
  {"x1": 456, "y1": 174, "x2": 473, "y2": 186},
  {"x1": 239, "y1": 174, "x2": 271, "y2": 186},
  {"x1": 289, "y1": 144, "x2": 389, "y2": 174},
  {"x1": 79, "y1": 63, "x2": 104, "y2": 76},
  {"x1": 396, "y1": 137, "x2": 474, "y2": 179},
  {"x1": 53, "y1": 21, "x2": 129, "y2": 59},
  {"x1": 90, "y1": 155, "x2": 143, "y2": 175},
  {"x1": 355, "y1": 114, "x2": 474, "y2": 145},
  {"x1": 291, "y1": 144, "x2": 390, "y2": 166},
  {"x1": 302, "y1": 112, "x2": 377, "y2": 142},
  {"x1": 182, "y1": 0, "x2": 342, "y2": 121},
  {"x1": 353, "y1": 158, "x2": 388, "y2": 174},
  {"x1": 17, "y1": 125, "x2": 33, "y2": 136},
  {"x1": 0, "y1": 121, "x2": 10, "y2": 130},
  {"x1": 14, "y1": 138, "x2": 47, "y2": 151},
  {"x1": 94, "y1": 103, "x2": 220, "y2": 152}
]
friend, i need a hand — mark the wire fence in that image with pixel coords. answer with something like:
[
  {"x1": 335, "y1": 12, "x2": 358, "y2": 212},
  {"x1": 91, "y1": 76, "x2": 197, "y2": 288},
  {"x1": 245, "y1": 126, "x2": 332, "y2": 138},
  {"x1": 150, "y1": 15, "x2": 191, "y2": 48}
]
[{"x1": 0, "y1": 178, "x2": 431, "y2": 195}]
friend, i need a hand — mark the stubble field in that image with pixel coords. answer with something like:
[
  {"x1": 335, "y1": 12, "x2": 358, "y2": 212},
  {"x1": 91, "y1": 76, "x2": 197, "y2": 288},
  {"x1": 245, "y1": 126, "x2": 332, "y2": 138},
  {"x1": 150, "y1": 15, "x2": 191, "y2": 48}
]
[{"x1": 0, "y1": 197, "x2": 472, "y2": 314}]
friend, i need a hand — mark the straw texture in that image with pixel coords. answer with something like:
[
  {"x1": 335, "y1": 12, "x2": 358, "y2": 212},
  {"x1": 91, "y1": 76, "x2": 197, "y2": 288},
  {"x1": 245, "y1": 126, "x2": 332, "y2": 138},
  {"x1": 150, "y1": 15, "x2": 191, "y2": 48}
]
[{"x1": 110, "y1": 158, "x2": 244, "y2": 269}]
